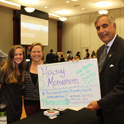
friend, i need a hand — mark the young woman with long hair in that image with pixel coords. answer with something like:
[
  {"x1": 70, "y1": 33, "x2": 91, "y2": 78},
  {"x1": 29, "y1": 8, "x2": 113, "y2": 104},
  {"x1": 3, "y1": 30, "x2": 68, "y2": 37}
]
[{"x1": 0, "y1": 45, "x2": 26, "y2": 123}]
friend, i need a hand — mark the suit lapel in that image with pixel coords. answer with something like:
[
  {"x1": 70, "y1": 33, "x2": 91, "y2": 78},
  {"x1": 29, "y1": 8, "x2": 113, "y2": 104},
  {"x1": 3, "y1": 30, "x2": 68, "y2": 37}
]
[{"x1": 101, "y1": 35, "x2": 119, "y2": 73}]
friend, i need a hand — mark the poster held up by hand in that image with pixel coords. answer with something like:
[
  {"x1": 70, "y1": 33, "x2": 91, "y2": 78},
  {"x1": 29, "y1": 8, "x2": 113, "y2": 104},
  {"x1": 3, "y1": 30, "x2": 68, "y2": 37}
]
[{"x1": 38, "y1": 59, "x2": 101, "y2": 109}]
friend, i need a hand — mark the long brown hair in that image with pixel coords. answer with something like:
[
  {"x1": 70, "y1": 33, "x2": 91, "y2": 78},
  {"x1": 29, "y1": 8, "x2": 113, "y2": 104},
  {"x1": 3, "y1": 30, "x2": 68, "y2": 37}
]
[{"x1": 0, "y1": 45, "x2": 26, "y2": 84}]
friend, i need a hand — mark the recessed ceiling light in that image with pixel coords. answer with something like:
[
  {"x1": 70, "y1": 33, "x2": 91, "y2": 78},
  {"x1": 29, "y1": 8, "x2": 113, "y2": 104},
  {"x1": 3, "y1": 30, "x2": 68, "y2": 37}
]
[
  {"x1": 72, "y1": 0, "x2": 78, "y2": 1},
  {"x1": 45, "y1": 6, "x2": 47, "y2": 8},
  {"x1": 66, "y1": 1, "x2": 69, "y2": 3},
  {"x1": 94, "y1": 1, "x2": 111, "y2": 7},
  {"x1": 59, "y1": 17, "x2": 67, "y2": 21},
  {"x1": 82, "y1": 8, "x2": 85, "y2": 10},
  {"x1": 98, "y1": 10, "x2": 108, "y2": 14},
  {"x1": 56, "y1": 10, "x2": 70, "y2": 14},
  {"x1": 24, "y1": 7, "x2": 35, "y2": 13}
]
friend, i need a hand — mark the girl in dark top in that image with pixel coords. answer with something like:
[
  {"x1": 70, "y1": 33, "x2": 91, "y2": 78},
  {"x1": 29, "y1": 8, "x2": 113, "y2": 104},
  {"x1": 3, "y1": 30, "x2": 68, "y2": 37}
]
[
  {"x1": 91, "y1": 51, "x2": 96, "y2": 58},
  {"x1": 75, "y1": 51, "x2": 81, "y2": 60},
  {"x1": 24, "y1": 42, "x2": 44, "y2": 117},
  {"x1": 0, "y1": 45, "x2": 25, "y2": 124},
  {"x1": 60, "y1": 52, "x2": 65, "y2": 62}
]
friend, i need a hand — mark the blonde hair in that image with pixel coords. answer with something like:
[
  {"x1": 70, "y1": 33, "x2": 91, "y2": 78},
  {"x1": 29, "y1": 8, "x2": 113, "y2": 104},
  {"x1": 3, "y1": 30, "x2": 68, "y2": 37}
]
[
  {"x1": 0, "y1": 45, "x2": 26, "y2": 84},
  {"x1": 30, "y1": 42, "x2": 44, "y2": 60}
]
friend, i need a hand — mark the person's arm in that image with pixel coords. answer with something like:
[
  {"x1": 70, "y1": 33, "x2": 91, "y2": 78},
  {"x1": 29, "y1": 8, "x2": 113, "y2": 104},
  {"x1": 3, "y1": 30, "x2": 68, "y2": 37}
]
[
  {"x1": 85, "y1": 101, "x2": 100, "y2": 111},
  {"x1": 0, "y1": 50, "x2": 8, "y2": 58}
]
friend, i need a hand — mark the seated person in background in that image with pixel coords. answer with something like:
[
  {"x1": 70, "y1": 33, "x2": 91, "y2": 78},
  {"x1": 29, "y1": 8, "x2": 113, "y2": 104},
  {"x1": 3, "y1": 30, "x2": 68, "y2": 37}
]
[
  {"x1": 55, "y1": 52, "x2": 60, "y2": 62},
  {"x1": 91, "y1": 51, "x2": 96, "y2": 58},
  {"x1": 70, "y1": 51, "x2": 73, "y2": 59},
  {"x1": 74, "y1": 51, "x2": 81, "y2": 60},
  {"x1": 60, "y1": 52, "x2": 65, "y2": 62},
  {"x1": 67, "y1": 50, "x2": 70, "y2": 60},
  {"x1": 27, "y1": 53, "x2": 32, "y2": 61},
  {"x1": 67, "y1": 51, "x2": 73, "y2": 61},
  {"x1": 46, "y1": 49, "x2": 55, "y2": 63},
  {"x1": 24, "y1": 42, "x2": 44, "y2": 117}
]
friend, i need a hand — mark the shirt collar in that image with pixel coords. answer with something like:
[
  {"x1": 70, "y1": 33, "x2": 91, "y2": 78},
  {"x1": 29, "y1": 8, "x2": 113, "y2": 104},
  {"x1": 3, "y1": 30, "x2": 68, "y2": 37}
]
[{"x1": 107, "y1": 34, "x2": 117, "y2": 47}]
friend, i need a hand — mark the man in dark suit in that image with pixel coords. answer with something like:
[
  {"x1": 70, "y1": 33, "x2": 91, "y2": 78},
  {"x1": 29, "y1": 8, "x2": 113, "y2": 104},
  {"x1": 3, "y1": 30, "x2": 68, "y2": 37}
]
[
  {"x1": 86, "y1": 14, "x2": 124, "y2": 124},
  {"x1": 46, "y1": 49, "x2": 55, "y2": 63}
]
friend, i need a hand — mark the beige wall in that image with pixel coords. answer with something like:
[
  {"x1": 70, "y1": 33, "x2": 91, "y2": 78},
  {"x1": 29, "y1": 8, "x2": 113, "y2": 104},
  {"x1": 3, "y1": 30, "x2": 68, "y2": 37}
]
[
  {"x1": 44, "y1": 18, "x2": 57, "y2": 60},
  {"x1": 0, "y1": 6, "x2": 13, "y2": 54},
  {"x1": 62, "y1": 8, "x2": 124, "y2": 59}
]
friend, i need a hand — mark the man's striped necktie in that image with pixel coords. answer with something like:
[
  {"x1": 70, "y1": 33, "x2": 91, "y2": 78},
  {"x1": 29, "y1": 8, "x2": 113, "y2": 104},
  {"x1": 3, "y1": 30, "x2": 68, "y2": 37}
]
[{"x1": 99, "y1": 46, "x2": 109, "y2": 73}]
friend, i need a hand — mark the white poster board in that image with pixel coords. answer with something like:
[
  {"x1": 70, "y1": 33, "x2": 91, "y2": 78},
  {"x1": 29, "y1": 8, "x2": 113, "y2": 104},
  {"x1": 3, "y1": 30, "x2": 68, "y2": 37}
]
[{"x1": 38, "y1": 59, "x2": 101, "y2": 109}]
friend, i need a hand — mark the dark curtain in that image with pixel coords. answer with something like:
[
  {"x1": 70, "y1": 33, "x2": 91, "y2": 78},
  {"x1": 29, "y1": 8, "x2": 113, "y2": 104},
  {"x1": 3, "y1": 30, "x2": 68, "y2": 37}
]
[
  {"x1": 57, "y1": 21, "x2": 63, "y2": 52},
  {"x1": 13, "y1": 10, "x2": 20, "y2": 45}
]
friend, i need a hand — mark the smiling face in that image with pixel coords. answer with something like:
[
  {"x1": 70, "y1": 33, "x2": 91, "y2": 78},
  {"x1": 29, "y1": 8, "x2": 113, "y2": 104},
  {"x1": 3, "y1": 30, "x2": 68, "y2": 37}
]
[
  {"x1": 95, "y1": 16, "x2": 116, "y2": 45},
  {"x1": 30, "y1": 45, "x2": 43, "y2": 62},
  {"x1": 14, "y1": 48, "x2": 23, "y2": 66}
]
